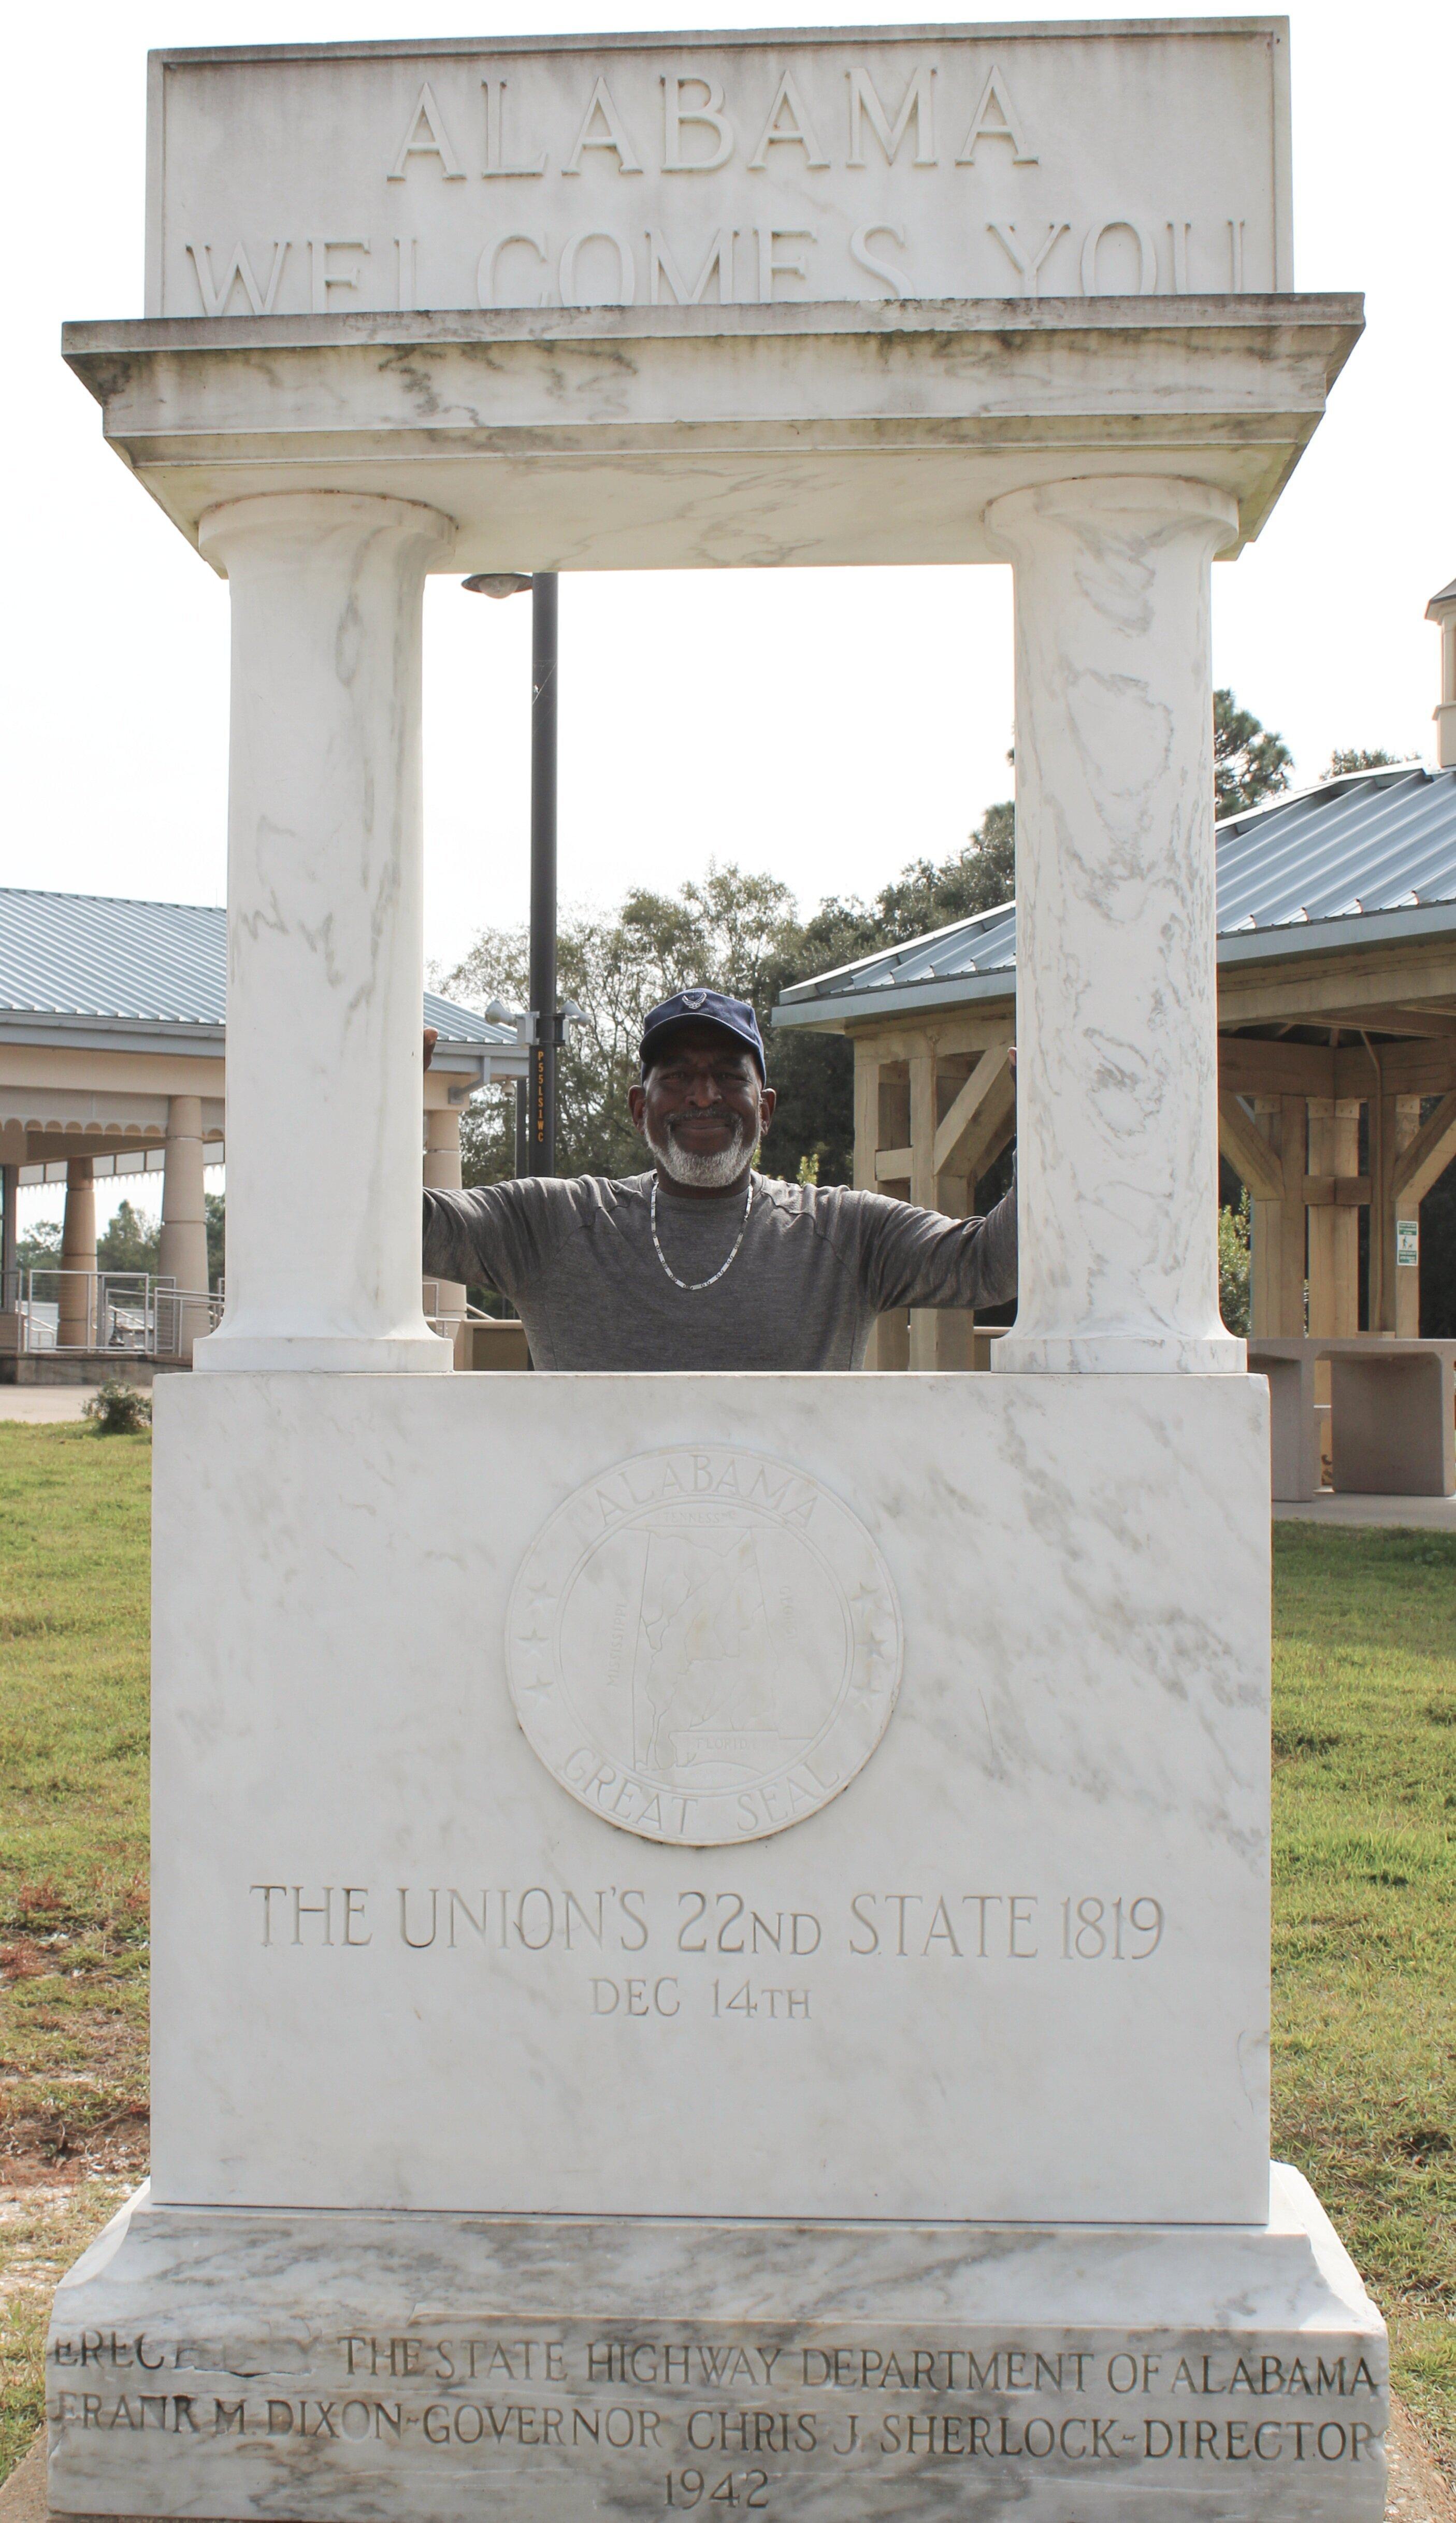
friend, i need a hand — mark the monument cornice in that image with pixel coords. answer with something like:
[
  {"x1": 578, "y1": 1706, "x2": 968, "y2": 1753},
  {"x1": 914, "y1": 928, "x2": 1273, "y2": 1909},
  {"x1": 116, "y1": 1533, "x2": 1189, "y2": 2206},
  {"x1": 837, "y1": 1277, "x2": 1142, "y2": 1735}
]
[{"x1": 62, "y1": 292, "x2": 1362, "y2": 572}]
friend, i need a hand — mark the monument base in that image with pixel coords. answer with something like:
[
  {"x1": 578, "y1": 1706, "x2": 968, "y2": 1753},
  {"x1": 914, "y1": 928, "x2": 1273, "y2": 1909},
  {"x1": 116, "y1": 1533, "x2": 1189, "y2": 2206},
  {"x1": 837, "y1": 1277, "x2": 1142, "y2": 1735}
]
[{"x1": 48, "y1": 2166, "x2": 1384, "y2": 2522}]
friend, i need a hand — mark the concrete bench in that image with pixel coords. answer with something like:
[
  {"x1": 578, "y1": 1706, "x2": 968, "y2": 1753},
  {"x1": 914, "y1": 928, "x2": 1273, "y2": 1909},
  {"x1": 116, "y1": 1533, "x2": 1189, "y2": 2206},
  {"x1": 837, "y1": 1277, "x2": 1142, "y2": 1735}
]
[{"x1": 1247, "y1": 1336, "x2": 1456, "y2": 1500}]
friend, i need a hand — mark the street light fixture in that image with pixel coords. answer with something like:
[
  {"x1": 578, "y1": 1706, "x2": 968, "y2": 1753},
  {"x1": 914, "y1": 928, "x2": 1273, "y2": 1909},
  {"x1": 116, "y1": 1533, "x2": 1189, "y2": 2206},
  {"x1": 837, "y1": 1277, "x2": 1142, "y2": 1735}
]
[{"x1": 463, "y1": 568, "x2": 559, "y2": 1174}]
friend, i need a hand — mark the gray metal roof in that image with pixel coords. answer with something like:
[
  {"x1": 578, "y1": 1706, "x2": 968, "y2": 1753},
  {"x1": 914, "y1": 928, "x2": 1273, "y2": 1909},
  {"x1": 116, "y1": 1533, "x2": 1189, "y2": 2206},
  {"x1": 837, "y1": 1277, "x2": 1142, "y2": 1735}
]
[
  {"x1": 776, "y1": 764, "x2": 1456, "y2": 1028},
  {"x1": 0, "y1": 886, "x2": 514, "y2": 1056}
]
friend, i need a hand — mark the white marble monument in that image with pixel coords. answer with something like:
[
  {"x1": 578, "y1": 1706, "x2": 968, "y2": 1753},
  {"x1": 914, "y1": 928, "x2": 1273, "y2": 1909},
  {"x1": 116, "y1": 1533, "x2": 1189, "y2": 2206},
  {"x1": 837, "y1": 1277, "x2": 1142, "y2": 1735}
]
[{"x1": 50, "y1": 20, "x2": 1383, "y2": 2523}]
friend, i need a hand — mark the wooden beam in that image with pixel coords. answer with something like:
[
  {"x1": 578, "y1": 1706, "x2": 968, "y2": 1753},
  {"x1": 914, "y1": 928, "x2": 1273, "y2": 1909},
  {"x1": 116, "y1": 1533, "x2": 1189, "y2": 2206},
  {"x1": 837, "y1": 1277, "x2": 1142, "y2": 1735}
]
[
  {"x1": 1218, "y1": 943, "x2": 1456, "y2": 1025},
  {"x1": 1302, "y1": 1174, "x2": 1372, "y2": 1206},
  {"x1": 909, "y1": 1045, "x2": 938, "y2": 1214},
  {"x1": 1217, "y1": 1093, "x2": 1286, "y2": 1202},
  {"x1": 1219, "y1": 1036, "x2": 1336, "y2": 1098},
  {"x1": 953, "y1": 1062, "x2": 1018, "y2": 1192},
  {"x1": 874, "y1": 1146, "x2": 914, "y2": 1183},
  {"x1": 933, "y1": 1045, "x2": 1012, "y2": 1177},
  {"x1": 1335, "y1": 1039, "x2": 1456, "y2": 1098},
  {"x1": 852, "y1": 1042, "x2": 879, "y2": 1194},
  {"x1": 1392, "y1": 1091, "x2": 1456, "y2": 1206},
  {"x1": 1299, "y1": 1004, "x2": 1456, "y2": 1039}
]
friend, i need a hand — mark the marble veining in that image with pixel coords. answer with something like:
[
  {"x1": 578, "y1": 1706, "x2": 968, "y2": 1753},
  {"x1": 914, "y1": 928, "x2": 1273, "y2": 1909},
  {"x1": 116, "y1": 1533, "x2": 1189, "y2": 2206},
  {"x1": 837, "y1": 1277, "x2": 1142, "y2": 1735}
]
[
  {"x1": 987, "y1": 477, "x2": 1245, "y2": 1375},
  {"x1": 148, "y1": 1369, "x2": 1271, "y2": 2225},
  {"x1": 46, "y1": 2168, "x2": 1386, "y2": 2523}
]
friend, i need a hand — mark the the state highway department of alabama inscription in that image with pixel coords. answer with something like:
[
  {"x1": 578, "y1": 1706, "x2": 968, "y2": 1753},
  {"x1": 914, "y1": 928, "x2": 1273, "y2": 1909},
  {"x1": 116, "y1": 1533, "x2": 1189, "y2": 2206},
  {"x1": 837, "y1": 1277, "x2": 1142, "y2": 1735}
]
[{"x1": 505, "y1": 1447, "x2": 903, "y2": 1847}]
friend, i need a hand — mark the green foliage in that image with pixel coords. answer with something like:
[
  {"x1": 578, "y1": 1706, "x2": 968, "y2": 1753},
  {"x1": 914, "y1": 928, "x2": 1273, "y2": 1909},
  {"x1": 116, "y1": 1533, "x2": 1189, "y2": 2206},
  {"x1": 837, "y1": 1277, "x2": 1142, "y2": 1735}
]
[
  {"x1": 1218, "y1": 1190, "x2": 1251, "y2": 1335},
  {"x1": 1323, "y1": 747, "x2": 1410, "y2": 778},
  {"x1": 0, "y1": 1425, "x2": 151, "y2": 2479},
  {"x1": 81, "y1": 1379, "x2": 152, "y2": 1436},
  {"x1": 1214, "y1": 686, "x2": 1293, "y2": 818},
  {"x1": 95, "y1": 1201, "x2": 158, "y2": 1276},
  {"x1": 205, "y1": 1191, "x2": 225, "y2": 1292},
  {"x1": 13, "y1": 1224, "x2": 60, "y2": 1275},
  {"x1": 441, "y1": 799, "x2": 1020, "y2": 1192}
]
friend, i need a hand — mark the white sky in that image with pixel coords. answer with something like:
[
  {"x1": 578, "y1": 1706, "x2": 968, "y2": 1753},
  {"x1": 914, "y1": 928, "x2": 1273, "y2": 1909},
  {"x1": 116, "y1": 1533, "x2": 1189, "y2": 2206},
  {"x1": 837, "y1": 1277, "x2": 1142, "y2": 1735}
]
[{"x1": 6, "y1": 0, "x2": 1454, "y2": 1226}]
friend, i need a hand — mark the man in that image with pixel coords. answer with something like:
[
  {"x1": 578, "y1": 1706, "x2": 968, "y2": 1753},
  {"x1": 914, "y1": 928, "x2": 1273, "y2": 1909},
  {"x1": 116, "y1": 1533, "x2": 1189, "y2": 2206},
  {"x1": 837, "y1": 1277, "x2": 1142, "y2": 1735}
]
[{"x1": 422, "y1": 989, "x2": 1016, "y2": 1371}]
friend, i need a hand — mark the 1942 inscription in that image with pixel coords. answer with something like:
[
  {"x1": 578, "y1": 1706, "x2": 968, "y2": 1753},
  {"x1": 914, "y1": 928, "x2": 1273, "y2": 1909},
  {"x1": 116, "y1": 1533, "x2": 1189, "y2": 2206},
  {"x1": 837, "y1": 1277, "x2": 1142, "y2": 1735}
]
[{"x1": 49, "y1": 2321, "x2": 1384, "y2": 2498}]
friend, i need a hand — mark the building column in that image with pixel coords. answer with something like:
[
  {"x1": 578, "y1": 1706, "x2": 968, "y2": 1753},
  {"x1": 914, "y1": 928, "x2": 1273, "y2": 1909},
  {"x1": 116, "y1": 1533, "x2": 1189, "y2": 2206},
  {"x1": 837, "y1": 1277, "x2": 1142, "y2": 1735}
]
[
  {"x1": 0, "y1": 1161, "x2": 17, "y2": 1312},
  {"x1": 986, "y1": 476, "x2": 1243, "y2": 1373},
  {"x1": 59, "y1": 1157, "x2": 96, "y2": 1349},
  {"x1": 423, "y1": 1105, "x2": 469, "y2": 1342},
  {"x1": 160, "y1": 1094, "x2": 212, "y2": 1363},
  {"x1": 160, "y1": 1095, "x2": 210, "y2": 1293},
  {"x1": 193, "y1": 491, "x2": 455, "y2": 1373}
]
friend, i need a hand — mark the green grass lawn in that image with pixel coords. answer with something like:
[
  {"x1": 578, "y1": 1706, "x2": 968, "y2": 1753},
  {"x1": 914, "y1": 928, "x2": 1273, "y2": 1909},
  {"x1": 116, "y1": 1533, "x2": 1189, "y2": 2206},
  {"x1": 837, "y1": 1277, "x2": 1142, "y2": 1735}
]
[
  {"x1": 0, "y1": 1426, "x2": 1451, "y2": 2486},
  {"x1": 1271, "y1": 1522, "x2": 1456, "y2": 2473}
]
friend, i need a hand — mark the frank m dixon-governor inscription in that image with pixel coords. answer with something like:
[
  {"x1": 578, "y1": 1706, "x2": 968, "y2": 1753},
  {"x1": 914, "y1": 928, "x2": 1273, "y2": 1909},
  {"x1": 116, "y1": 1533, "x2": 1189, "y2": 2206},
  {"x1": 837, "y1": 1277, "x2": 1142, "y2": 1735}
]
[{"x1": 505, "y1": 1447, "x2": 904, "y2": 1846}]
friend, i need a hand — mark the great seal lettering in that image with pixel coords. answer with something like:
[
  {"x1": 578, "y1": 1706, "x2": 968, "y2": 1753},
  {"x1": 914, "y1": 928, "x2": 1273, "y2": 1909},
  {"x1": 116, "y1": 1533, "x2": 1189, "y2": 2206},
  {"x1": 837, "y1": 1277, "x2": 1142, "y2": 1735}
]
[{"x1": 505, "y1": 1445, "x2": 903, "y2": 1846}]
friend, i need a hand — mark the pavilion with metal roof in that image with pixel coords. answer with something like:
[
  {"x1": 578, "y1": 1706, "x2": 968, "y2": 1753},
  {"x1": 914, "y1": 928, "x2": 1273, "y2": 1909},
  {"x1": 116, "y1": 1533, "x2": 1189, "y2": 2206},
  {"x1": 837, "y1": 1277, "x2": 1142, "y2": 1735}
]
[
  {"x1": 1, "y1": 886, "x2": 523, "y2": 1364},
  {"x1": 775, "y1": 762, "x2": 1456, "y2": 1367}
]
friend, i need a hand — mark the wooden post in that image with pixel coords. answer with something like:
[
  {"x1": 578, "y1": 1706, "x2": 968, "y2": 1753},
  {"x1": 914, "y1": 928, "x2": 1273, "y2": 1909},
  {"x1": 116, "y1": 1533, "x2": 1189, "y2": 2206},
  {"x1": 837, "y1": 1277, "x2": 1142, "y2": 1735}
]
[
  {"x1": 1371, "y1": 1092, "x2": 1420, "y2": 1335},
  {"x1": 1277, "y1": 1095, "x2": 1308, "y2": 1337},
  {"x1": 1247, "y1": 1099, "x2": 1284, "y2": 1338},
  {"x1": 907, "y1": 1037, "x2": 939, "y2": 1370},
  {"x1": 1306, "y1": 1097, "x2": 1361, "y2": 1337}
]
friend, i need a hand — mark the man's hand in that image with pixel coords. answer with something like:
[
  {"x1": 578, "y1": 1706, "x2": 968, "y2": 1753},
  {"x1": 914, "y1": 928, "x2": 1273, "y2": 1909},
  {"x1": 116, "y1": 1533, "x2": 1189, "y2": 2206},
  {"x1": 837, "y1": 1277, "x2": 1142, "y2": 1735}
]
[{"x1": 423, "y1": 1027, "x2": 438, "y2": 1072}]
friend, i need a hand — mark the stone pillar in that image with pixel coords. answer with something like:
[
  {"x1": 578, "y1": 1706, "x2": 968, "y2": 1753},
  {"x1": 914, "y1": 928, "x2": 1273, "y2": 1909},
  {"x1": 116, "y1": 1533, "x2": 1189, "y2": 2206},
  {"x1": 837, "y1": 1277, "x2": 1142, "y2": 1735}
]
[
  {"x1": 160, "y1": 1095, "x2": 212, "y2": 1362},
  {"x1": 193, "y1": 492, "x2": 455, "y2": 1373},
  {"x1": 423, "y1": 1105, "x2": 469, "y2": 1341},
  {"x1": 160, "y1": 1096, "x2": 210, "y2": 1293},
  {"x1": 1, "y1": 1160, "x2": 16, "y2": 1309},
  {"x1": 985, "y1": 477, "x2": 1244, "y2": 1374},
  {"x1": 60, "y1": 1157, "x2": 96, "y2": 1349}
]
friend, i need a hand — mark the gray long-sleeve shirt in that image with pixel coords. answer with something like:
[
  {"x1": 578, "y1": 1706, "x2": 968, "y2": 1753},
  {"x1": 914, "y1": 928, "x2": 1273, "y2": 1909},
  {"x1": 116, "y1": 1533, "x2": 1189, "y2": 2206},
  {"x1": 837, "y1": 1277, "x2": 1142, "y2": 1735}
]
[{"x1": 423, "y1": 1171, "x2": 1017, "y2": 1371}]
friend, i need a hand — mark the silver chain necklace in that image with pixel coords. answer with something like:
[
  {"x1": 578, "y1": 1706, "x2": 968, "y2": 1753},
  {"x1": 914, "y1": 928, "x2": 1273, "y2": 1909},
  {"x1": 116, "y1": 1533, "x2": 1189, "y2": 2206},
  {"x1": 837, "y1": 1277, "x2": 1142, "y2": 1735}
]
[{"x1": 650, "y1": 1171, "x2": 754, "y2": 1292}]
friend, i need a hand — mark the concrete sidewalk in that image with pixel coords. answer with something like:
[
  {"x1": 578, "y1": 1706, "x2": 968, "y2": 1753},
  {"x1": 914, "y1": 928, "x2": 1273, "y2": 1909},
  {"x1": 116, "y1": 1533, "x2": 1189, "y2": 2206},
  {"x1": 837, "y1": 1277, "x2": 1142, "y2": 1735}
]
[
  {"x1": 0, "y1": 1388, "x2": 93, "y2": 1423},
  {"x1": 1274, "y1": 1491, "x2": 1456, "y2": 1531}
]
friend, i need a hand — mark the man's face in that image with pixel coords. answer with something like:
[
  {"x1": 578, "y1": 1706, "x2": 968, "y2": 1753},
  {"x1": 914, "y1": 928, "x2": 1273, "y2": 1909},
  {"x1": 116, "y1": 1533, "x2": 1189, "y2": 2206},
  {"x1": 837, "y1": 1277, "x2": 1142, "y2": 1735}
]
[{"x1": 629, "y1": 1023, "x2": 776, "y2": 1189}]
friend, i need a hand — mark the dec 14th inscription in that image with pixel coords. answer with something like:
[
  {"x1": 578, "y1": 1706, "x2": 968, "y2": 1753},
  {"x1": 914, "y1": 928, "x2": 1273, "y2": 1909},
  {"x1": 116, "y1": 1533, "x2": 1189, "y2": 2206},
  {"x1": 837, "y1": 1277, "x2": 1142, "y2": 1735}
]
[{"x1": 504, "y1": 1447, "x2": 903, "y2": 1847}]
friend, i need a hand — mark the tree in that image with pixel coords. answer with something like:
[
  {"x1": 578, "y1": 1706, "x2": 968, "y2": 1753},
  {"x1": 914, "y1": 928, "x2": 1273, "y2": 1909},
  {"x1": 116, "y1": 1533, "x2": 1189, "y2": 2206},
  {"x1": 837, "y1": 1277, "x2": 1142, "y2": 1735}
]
[
  {"x1": 206, "y1": 1192, "x2": 225, "y2": 1292},
  {"x1": 1322, "y1": 747, "x2": 1410, "y2": 778},
  {"x1": 1218, "y1": 1192, "x2": 1251, "y2": 1336},
  {"x1": 1214, "y1": 688, "x2": 1292, "y2": 818},
  {"x1": 15, "y1": 1221, "x2": 61, "y2": 1275},
  {"x1": 96, "y1": 1199, "x2": 161, "y2": 1275}
]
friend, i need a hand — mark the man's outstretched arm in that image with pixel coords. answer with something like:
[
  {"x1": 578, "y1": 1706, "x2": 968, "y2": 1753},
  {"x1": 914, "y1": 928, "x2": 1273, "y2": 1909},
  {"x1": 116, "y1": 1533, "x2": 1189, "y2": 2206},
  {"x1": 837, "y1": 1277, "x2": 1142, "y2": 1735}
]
[{"x1": 857, "y1": 1180, "x2": 1018, "y2": 1316}]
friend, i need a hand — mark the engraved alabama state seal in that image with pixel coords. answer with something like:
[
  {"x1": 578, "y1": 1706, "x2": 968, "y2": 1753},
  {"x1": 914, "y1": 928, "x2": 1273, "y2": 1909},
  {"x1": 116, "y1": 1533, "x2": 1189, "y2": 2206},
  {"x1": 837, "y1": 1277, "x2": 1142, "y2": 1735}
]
[{"x1": 505, "y1": 1446, "x2": 903, "y2": 1846}]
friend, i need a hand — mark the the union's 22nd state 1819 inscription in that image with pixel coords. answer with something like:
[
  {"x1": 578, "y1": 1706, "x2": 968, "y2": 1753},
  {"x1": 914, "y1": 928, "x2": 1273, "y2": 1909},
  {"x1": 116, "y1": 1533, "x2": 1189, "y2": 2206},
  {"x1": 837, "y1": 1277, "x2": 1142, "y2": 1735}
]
[{"x1": 505, "y1": 1447, "x2": 902, "y2": 1846}]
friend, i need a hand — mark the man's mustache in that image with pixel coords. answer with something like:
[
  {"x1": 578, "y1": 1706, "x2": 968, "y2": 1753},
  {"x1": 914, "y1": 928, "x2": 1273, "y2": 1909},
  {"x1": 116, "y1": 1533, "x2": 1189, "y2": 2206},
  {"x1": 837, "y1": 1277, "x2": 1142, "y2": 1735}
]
[{"x1": 667, "y1": 1107, "x2": 743, "y2": 1131}]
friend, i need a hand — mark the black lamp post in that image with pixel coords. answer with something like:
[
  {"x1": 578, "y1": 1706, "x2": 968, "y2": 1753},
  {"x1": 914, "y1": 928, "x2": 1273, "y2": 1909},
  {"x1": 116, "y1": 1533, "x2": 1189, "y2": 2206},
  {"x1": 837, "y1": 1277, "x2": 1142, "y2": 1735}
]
[{"x1": 463, "y1": 567, "x2": 559, "y2": 1175}]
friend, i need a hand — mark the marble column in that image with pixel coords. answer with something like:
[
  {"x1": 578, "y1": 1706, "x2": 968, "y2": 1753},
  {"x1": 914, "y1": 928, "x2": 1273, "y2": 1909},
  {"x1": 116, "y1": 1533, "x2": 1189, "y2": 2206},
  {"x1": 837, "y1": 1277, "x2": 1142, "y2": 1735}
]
[
  {"x1": 985, "y1": 476, "x2": 1244, "y2": 1374},
  {"x1": 59, "y1": 1157, "x2": 96, "y2": 1349},
  {"x1": 193, "y1": 492, "x2": 455, "y2": 1373}
]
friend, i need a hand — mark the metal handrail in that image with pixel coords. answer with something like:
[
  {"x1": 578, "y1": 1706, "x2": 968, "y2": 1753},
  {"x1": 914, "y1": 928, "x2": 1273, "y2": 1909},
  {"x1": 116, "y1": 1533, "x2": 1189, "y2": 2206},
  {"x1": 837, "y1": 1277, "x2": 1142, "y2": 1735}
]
[{"x1": 13, "y1": 1269, "x2": 222, "y2": 1357}]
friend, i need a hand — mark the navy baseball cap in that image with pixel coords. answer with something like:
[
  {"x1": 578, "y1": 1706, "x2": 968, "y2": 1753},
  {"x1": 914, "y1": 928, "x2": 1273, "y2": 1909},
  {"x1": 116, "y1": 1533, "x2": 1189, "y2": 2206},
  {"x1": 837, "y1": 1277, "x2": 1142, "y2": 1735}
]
[{"x1": 639, "y1": 990, "x2": 767, "y2": 1080}]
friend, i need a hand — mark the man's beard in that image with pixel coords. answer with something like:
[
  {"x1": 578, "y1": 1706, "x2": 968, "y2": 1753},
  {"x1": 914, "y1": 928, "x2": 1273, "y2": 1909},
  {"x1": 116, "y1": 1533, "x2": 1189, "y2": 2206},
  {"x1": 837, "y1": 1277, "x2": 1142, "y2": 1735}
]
[{"x1": 645, "y1": 1109, "x2": 757, "y2": 1190}]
